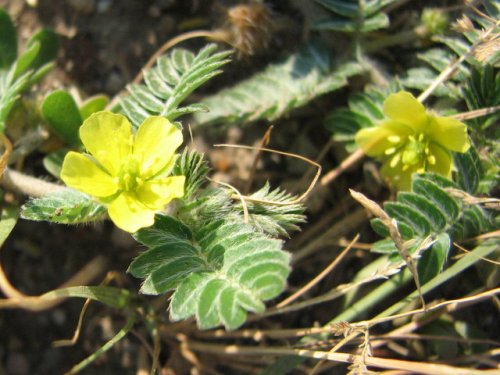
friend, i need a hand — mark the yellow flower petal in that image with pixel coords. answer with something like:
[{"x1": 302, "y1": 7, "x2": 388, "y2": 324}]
[
  {"x1": 107, "y1": 192, "x2": 155, "y2": 232},
  {"x1": 79, "y1": 111, "x2": 133, "y2": 176},
  {"x1": 381, "y1": 159, "x2": 419, "y2": 191},
  {"x1": 427, "y1": 116, "x2": 470, "y2": 152},
  {"x1": 355, "y1": 120, "x2": 410, "y2": 156},
  {"x1": 427, "y1": 143, "x2": 452, "y2": 177},
  {"x1": 133, "y1": 116, "x2": 183, "y2": 178},
  {"x1": 61, "y1": 151, "x2": 118, "y2": 197},
  {"x1": 383, "y1": 91, "x2": 427, "y2": 131},
  {"x1": 136, "y1": 176, "x2": 185, "y2": 209}
]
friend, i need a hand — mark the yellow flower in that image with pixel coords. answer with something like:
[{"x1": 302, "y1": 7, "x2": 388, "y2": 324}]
[
  {"x1": 355, "y1": 91, "x2": 470, "y2": 190},
  {"x1": 61, "y1": 111, "x2": 185, "y2": 232}
]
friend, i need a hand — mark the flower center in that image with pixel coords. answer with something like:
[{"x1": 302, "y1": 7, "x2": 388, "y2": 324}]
[
  {"x1": 402, "y1": 134, "x2": 427, "y2": 166},
  {"x1": 117, "y1": 156, "x2": 143, "y2": 192}
]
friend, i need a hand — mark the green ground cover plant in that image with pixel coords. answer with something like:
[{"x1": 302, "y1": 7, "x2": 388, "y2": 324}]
[{"x1": 0, "y1": 1, "x2": 498, "y2": 373}]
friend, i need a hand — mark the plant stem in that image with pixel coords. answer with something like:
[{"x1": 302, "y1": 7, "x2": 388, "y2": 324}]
[{"x1": 1, "y1": 168, "x2": 65, "y2": 197}]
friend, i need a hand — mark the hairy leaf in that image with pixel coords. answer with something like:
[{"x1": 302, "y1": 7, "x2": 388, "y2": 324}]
[
  {"x1": 0, "y1": 7, "x2": 17, "y2": 68},
  {"x1": 118, "y1": 44, "x2": 231, "y2": 127},
  {"x1": 0, "y1": 10, "x2": 57, "y2": 133},
  {"x1": 129, "y1": 213, "x2": 290, "y2": 330},
  {"x1": 195, "y1": 41, "x2": 362, "y2": 127},
  {"x1": 325, "y1": 82, "x2": 401, "y2": 151},
  {"x1": 234, "y1": 183, "x2": 306, "y2": 237},
  {"x1": 370, "y1": 173, "x2": 495, "y2": 263},
  {"x1": 314, "y1": 0, "x2": 398, "y2": 33},
  {"x1": 21, "y1": 189, "x2": 106, "y2": 224},
  {"x1": 173, "y1": 149, "x2": 210, "y2": 199}
]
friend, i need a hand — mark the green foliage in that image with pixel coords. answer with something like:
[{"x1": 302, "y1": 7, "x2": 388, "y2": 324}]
[
  {"x1": 0, "y1": 8, "x2": 17, "y2": 68},
  {"x1": 325, "y1": 81, "x2": 402, "y2": 151},
  {"x1": 45, "y1": 286, "x2": 132, "y2": 309},
  {"x1": 370, "y1": 173, "x2": 495, "y2": 281},
  {"x1": 173, "y1": 149, "x2": 210, "y2": 200},
  {"x1": 118, "y1": 44, "x2": 232, "y2": 128},
  {"x1": 463, "y1": 65, "x2": 500, "y2": 134},
  {"x1": 79, "y1": 95, "x2": 109, "y2": 120},
  {"x1": 41, "y1": 90, "x2": 83, "y2": 147},
  {"x1": 0, "y1": 206, "x2": 18, "y2": 247},
  {"x1": 21, "y1": 189, "x2": 106, "y2": 224},
  {"x1": 401, "y1": 3, "x2": 499, "y2": 100},
  {"x1": 41, "y1": 91, "x2": 109, "y2": 147},
  {"x1": 194, "y1": 41, "x2": 362, "y2": 127},
  {"x1": 129, "y1": 214, "x2": 291, "y2": 329},
  {"x1": 0, "y1": 9, "x2": 58, "y2": 132},
  {"x1": 313, "y1": 0, "x2": 399, "y2": 33},
  {"x1": 453, "y1": 145, "x2": 482, "y2": 194},
  {"x1": 235, "y1": 183, "x2": 306, "y2": 237}
]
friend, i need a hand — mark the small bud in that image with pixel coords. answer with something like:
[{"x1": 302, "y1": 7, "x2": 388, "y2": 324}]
[
  {"x1": 452, "y1": 15, "x2": 475, "y2": 33},
  {"x1": 421, "y1": 8, "x2": 450, "y2": 36}
]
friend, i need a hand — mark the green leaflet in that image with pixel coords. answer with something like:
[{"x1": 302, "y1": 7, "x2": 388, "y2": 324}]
[
  {"x1": 463, "y1": 65, "x2": 500, "y2": 132},
  {"x1": 325, "y1": 82, "x2": 402, "y2": 151},
  {"x1": 194, "y1": 41, "x2": 363, "y2": 127},
  {"x1": 369, "y1": 173, "x2": 495, "y2": 281},
  {"x1": 118, "y1": 44, "x2": 232, "y2": 127},
  {"x1": 173, "y1": 149, "x2": 210, "y2": 200},
  {"x1": 235, "y1": 182, "x2": 306, "y2": 237},
  {"x1": 0, "y1": 206, "x2": 19, "y2": 247},
  {"x1": 129, "y1": 214, "x2": 290, "y2": 330},
  {"x1": 0, "y1": 9, "x2": 58, "y2": 133},
  {"x1": 41, "y1": 90, "x2": 83, "y2": 147},
  {"x1": 20, "y1": 189, "x2": 106, "y2": 224},
  {"x1": 313, "y1": 0, "x2": 398, "y2": 33},
  {"x1": 453, "y1": 145, "x2": 482, "y2": 194},
  {"x1": 42, "y1": 286, "x2": 132, "y2": 309},
  {"x1": 0, "y1": 7, "x2": 17, "y2": 68}
]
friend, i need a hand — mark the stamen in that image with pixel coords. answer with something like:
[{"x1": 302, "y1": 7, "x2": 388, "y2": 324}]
[
  {"x1": 388, "y1": 135, "x2": 401, "y2": 143},
  {"x1": 390, "y1": 153, "x2": 401, "y2": 168}
]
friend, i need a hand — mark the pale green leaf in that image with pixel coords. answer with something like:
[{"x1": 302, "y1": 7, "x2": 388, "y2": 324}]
[{"x1": 21, "y1": 189, "x2": 106, "y2": 224}]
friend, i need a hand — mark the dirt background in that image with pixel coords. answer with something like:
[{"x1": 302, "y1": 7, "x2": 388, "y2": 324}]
[
  {"x1": 1, "y1": 0, "x2": 497, "y2": 374},
  {"x1": 0, "y1": 1, "x2": 343, "y2": 374}
]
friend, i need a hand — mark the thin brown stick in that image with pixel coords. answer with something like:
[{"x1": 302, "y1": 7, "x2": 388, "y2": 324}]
[
  {"x1": 417, "y1": 19, "x2": 500, "y2": 103},
  {"x1": 450, "y1": 105, "x2": 500, "y2": 121},
  {"x1": 243, "y1": 125, "x2": 273, "y2": 195},
  {"x1": 1, "y1": 168, "x2": 66, "y2": 197},
  {"x1": 0, "y1": 133, "x2": 13, "y2": 177},
  {"x1": 361, "y1": 287, "x2": 500, "y2": 329},
  {"x1": 292, "y1": 138, "x2": 334, "y2": 194},
  {"x1": 454, "y1": 242, "x2": 500, "y2": 265},
  {"x1": 0, "y1": 256, "x2": 107, "y2": 311},
  {"x1": 185, "y1": 340, "x2": 497, "y2": 375},
  {"x1": 319, "y1": 148, "x2": 364, "y2": 188},
  {"x1": 132, "y1": 30, "x2": 225, "y2": 85},
  {"x1": 292, "y1": 207, "x2": 367, "y2": 263},
  {"x1": 214, "y1": 144, "x2": 322, "y2": 205},
  {"x1": 107, "y1": 29, "x2": 228, "y2": 110},
  {"x1": 208, "y1": 177, "x2": 249, "y2": 223},
  {"x1": 276, "y1": 234, "x2": 359, "y2": 308},
  {"x1": 373, "y1": 333, "x2": 500, "y2": 347},
  {"x1": 52, "y1": 271, "x2": 121, "y2": 347}
]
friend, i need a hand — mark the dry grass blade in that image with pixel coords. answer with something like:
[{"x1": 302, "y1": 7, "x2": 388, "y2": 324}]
[
  {"x1": 445, "y1": 188, "x2": 500, "y2": 210},
  {"x1": 214, "y1": 144, "x2": 321, "y2": 205},
  {"x1": 0, "y1": 256, "x2": 107, "y2": 311},
  {"x1": 244, "y1": 125, "x2": 273, "y2": 194},
  {"x1": 185, "y1": 339, "x2": 498, "y2": 375},
  {"x1": 349, "y1": 189, "x2": 427, "y2": 309},
  {"x1": 276, "y1": 234, "x2": 359, "y2": 308},
  {"x1": 0, "y1": 133, "x2": 13, "y2": 177}
]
